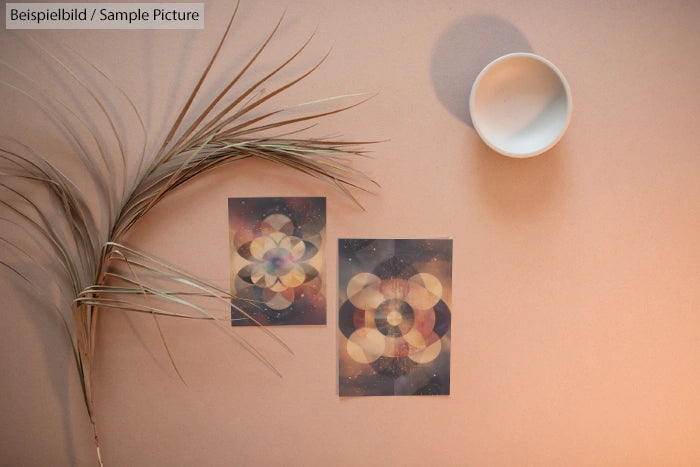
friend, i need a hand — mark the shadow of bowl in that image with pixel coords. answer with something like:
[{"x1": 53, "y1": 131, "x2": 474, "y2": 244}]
[{"x1": 430, "y1": 15, "x2": 533, "y2": 127}]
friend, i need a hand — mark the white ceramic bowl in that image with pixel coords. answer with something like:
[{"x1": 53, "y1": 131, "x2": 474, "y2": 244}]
[{"x1": 469, "y1": 53, "x2": 572, "y2": 158}]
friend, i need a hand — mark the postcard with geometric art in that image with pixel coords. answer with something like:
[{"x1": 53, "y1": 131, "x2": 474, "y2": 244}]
[
  {"x1": 229, "y1": 197, "x2": 326, "y2": 326},
  {"x1": 338, "y1": 238, "x2": 452, "y2": 396}
]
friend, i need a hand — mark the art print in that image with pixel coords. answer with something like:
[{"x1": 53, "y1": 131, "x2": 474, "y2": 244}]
[
  {"x1": 229, "y1": 197, "x2": 326, "y2": 326},
  {"x1": 338, "y1": 238, "x2": 452, "y2": 396}
]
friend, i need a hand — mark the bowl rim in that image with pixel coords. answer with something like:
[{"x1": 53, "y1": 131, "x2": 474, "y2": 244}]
[{"x1": 469, "y1": 52, "x2": 572, "y2": 158}]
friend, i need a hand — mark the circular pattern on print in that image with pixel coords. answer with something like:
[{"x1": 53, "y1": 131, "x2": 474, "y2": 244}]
[
  {"x1": 375, "y1": 299, "x2": 414, "y2": 337},
  {"x1": 339, "y1": 271, "x2": 451, "y2": 377},
  {"x1": 234, "y1": 213, "x2": 321, "y2": 310}
]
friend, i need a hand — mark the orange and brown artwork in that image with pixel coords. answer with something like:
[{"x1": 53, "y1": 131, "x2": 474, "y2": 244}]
[
  {"x1": 338, "y1": 239, "x2": 452, "y2": 396},
  {"x1": 229, "y1": 197, "x2": 326, "y2": 326}
]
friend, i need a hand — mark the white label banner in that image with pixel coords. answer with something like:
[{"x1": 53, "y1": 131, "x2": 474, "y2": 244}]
[{"x1": 6, "y1": 3, "x2": 204, "y2": 29}]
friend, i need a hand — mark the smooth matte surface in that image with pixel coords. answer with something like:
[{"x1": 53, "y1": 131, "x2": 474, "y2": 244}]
[{"x1": 1, "y1": 1, "x2": 699, "y2": 466}]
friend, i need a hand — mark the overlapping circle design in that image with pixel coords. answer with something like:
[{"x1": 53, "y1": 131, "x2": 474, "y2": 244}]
[
  {"x1": 234, "y1": 213, "x2": 320, "y2": 310},
  {"x1": 339, "y1": 271, "x2": 451, "y2": 377}
]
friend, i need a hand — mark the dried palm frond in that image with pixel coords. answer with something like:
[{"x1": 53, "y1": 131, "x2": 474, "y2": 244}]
[{"x1": 0, "y1": 4, "x2": 376, "y2": 465}]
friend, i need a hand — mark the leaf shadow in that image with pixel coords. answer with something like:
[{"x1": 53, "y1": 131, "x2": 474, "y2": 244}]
[{"x1": 1, "y1": 262, "x2": 88, "y2": 464}]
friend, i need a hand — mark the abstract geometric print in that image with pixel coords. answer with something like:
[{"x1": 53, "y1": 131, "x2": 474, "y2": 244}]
[
  {"x1": 338, "y1": 239, "x2": 452, "y2": 396},
  {"x1": 229, "y1": 197, "x2": 326, "y2": 326}
]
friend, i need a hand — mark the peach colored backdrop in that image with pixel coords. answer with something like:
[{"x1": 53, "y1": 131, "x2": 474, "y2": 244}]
[{"x1": 1, "y1": 1, "x2": 699, "y2": 465}]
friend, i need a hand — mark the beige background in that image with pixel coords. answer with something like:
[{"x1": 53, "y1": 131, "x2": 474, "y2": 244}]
[{"x1": 1, "y1": 0, "x2": 699, "y2": 465}]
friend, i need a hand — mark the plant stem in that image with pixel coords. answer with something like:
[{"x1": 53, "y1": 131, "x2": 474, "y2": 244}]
[{"x1": 91, "y1": 417, "x2": 104, "y2": 467}]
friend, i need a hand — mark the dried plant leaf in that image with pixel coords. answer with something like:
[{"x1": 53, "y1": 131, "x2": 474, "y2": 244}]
[{"x1": 0, "y1": 4, "x2": 376, "y2": 465}]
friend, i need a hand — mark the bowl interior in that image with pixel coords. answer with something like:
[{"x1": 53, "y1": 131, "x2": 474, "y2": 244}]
[{"x1": 470, "y1": 54, "x2": 571, "y2": 157}]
